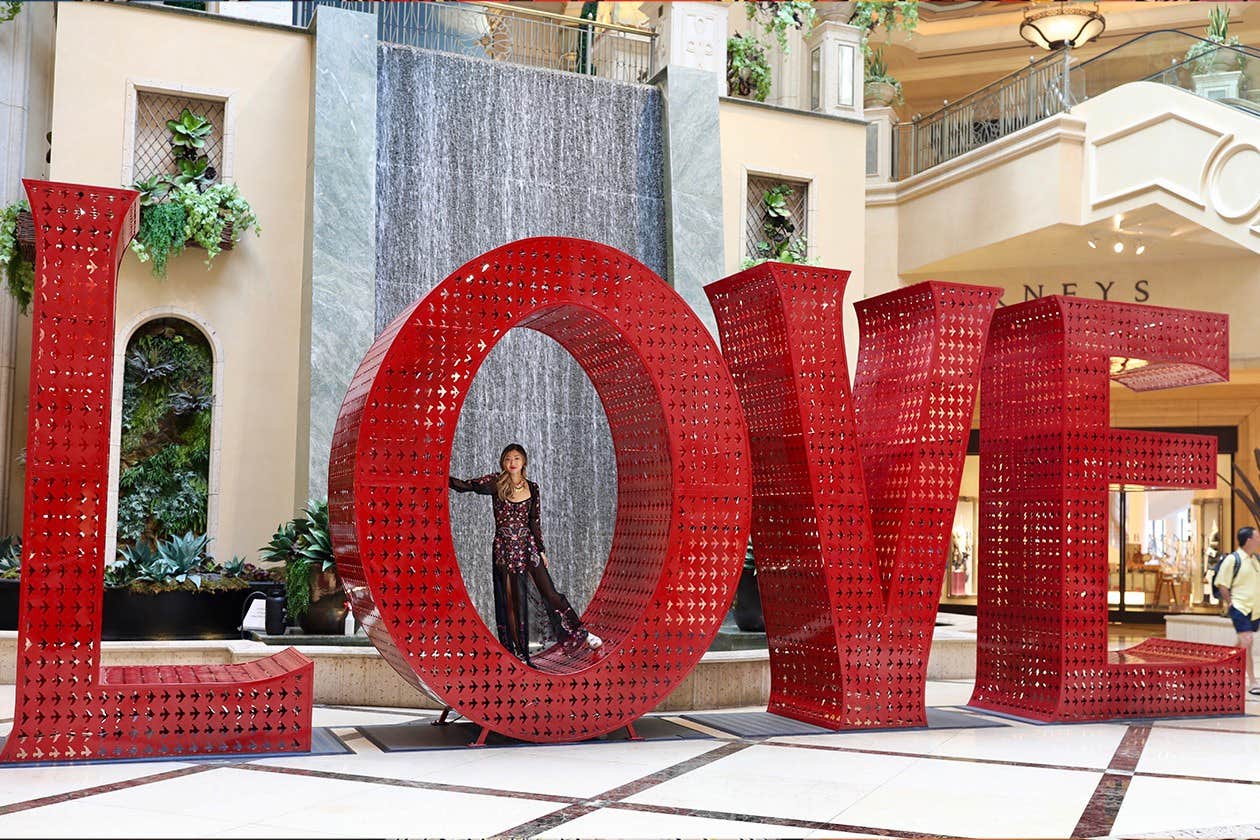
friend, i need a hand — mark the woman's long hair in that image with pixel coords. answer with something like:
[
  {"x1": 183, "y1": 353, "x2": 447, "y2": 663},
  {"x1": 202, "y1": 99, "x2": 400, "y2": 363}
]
[{"x1": 495, "y1": 443, "x2": 529, "y2": 501}]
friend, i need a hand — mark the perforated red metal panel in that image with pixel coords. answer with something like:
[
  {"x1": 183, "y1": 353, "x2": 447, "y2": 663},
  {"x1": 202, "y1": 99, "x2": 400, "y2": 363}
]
[
  {"x1": 1, "y1": 180, "x2": 313, "y2": 764},
  {"x1": 706, "y1": 264, "x2": 998, "y2": 729},
  {"x1": 971, "y1": 296, "x2": 1245, "y2": 722},
  {"x1": 328, "y1": 236, "x2": 750, "y2": 743}
]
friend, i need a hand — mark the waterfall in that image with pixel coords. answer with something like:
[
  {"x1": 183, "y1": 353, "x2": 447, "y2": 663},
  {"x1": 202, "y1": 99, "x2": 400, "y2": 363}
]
[{"x1": 375, "y1": 44, "x2": 666, "y2": 642}]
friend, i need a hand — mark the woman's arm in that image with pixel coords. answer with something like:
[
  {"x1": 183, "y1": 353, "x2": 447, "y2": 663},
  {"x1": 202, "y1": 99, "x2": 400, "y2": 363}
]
[
  {"x1": 528, "y1": 482, "x2": 547, "y2": 555},
  {"x1": 449, "y1": 474, "x2": 497, "y2": 495}
]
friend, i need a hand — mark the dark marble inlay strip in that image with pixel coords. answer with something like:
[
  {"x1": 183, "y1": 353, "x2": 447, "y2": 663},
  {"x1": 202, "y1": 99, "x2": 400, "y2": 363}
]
[
  {"x1": 606, "y1": 801, "x2": 966, "y2": 839},
  {"x1": 236, "y1": 761, "x2": 577, "y2": 804},
  {"x1": 1072, "y1": 725, "x2": 1151, "y2": 838},
  {"x1": 0, "y1": 764, "x2": 221, "y2": 816},
  {"x1": 1137, "y1": 770, "x2": 1260, "y2": 786},
  {"x1": 1150, "y1": 723, "x2": 1260, "y2": 737},
  {"x1": 1110, "y1": 724, "x2": 1152, "y2": 773},
  {"x1": 760, "y1": 737, "x2": 1100, "y2": 774},
  {"x1": 497, "y1": 741, "x2": 754, "y2": 836}
]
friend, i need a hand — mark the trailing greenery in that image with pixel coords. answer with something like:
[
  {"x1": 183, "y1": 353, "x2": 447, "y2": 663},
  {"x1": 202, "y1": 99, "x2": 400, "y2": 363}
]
[
  {"x1": 118, "y1": 320, "x2": 213, "y2": 546},
  {"x1": 744, "y1": 0, "x2": 815, "y2": 52},
  {"x1": 727, "y1": 34, "x2": 772, "y2": 102},
  {"x1": 261, "y1": 501, "x2": 337, "y2": 621},
  {"x1": 743, "y1": 184, "x2": 811, "y2": 268},
  {"x1": 0, "y1": 2, "x2": 20, "y2": 23},
  {"x1": 131, "y1": 201, "x2": 187, "y2": 280},
  {"x1": 0, "y1": 536, "x2": 20, "y2": 580},
  {"x1": 129, "y1": 107, "x2": 260, "y2": 277},
  {"x1": 848, "y1": 0, "x2": 919, "y2": 57},
  {"x1": 178, "y1": 183, "x2": 260, "y2": 263},
  {"x1": 1185, "y1": 6, "x2": 1244, "y2": 74},
  {"x1": 0, "y1": 198, "x2": 32, "y2": 313}
]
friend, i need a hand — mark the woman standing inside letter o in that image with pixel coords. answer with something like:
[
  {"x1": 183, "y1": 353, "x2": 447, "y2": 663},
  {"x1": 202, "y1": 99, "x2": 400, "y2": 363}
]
[{"x1": 450, "y1": 444, "x2": 602, "y2": 664}]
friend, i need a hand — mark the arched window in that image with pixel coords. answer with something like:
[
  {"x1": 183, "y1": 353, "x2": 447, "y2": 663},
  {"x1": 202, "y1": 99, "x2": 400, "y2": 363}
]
[{"x1": 116, "y1": 318, "x2": 214, "y2": 547}]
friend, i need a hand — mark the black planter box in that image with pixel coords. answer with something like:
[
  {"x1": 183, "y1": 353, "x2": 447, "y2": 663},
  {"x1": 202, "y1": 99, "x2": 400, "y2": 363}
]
[{"x1": 0, "y1": 579, "x2": 283, "y2": 639}]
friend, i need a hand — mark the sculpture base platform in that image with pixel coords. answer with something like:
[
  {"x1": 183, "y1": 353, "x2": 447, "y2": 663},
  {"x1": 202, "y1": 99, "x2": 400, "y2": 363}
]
[{"x1": 1, "y1": 615, "x2": 978, "y2": 711}]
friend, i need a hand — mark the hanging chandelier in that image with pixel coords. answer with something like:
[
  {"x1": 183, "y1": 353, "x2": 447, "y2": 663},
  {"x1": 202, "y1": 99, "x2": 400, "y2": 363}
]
[{"x1": 1019, "y1": 0, "x2": 1105, "y2": 50}]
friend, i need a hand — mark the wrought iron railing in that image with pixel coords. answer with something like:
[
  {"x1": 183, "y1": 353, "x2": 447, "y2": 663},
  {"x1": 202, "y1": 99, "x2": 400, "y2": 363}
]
[
  {"x1": 891, "y1": 30, "x2": 1260, "y2": 180},
  {"x1": 293, "y1": 1, "x2": 656, "y2": 83}
]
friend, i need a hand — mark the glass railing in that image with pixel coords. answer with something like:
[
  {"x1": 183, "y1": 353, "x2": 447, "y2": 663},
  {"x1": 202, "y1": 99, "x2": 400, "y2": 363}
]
[
  {"x1": 892, "y1": 30, "x2": 1260, "y2": 180},
  {"x1": 293, "y1": 1, "x2": 656, "y2": 83}
]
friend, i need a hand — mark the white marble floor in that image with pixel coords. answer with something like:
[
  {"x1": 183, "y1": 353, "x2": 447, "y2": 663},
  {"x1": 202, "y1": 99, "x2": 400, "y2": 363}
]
[{"x1": 0, "y1": 681, "x2": 1257, "y2": 839}]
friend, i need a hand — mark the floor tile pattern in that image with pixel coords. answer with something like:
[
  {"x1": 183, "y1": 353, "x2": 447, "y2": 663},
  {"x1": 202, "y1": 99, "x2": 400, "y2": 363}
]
[{"x1": 0, "y1": 685, "x2": 1257, "y2": 838}]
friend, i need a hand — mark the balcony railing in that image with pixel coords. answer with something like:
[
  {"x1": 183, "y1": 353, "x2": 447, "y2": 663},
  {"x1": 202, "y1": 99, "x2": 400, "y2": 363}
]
[
  {"x1": 891, "y1": 30, "x2": 1260, "y2": 180},
  {"x1": 294, "y1": 1, "x2": 656, "y2": 84}
]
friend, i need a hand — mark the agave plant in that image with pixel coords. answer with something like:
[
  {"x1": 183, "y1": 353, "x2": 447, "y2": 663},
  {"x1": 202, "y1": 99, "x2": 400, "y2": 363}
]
[
  {"x1": 0, "y1": 535, "x2": 20, "y2": 579},
  {"x1": 132, "y1": 175, "x2": 172, "y2": 208}
]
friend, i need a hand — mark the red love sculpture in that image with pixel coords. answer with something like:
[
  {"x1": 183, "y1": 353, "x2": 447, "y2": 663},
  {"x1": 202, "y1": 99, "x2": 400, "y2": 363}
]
[
  {"x1": 707, "y1": 264, "x2": 999, "y2": 729},
  {"x1": 971, "y1": 296, "x2": 1245, "y2": 721},
  {"x1": 1, "y1": 181, "x2": 313, "y2": 764},
  {"x1": 328, "y1": 236, "x2": 750, "y2": 743}
]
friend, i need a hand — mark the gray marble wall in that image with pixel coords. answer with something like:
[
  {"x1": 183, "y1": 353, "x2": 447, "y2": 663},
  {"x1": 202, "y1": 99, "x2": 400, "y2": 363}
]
[
  {"x1": 658, "y1": 66, "x2": 725, "y2": 340},
  {"x1": 309, "y1": 6, "x2": 377, "y2": 502},
  {"x1": 375, "y1": 45, "x2": 666, "y2": 641}
]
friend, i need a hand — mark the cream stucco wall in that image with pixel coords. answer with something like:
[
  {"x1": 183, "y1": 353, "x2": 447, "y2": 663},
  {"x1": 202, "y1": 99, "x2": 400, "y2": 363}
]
[
  {"x1": 8, "y1": 2, "x2": 313, "y2": 562},
  {"x1": 719, "y1": 98, "x2": 867, "y2": 367}
]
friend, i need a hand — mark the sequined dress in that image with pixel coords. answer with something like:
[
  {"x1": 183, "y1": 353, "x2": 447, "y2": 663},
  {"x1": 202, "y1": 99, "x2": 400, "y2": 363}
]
[{"x1": 449, "y1": 474, "x2": 590, "y2": 662}]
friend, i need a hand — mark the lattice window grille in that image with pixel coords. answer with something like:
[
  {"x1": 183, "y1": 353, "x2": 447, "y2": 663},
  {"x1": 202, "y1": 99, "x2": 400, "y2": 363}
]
[
  {"x1": 133, "y1": 91, "x2": 226, "y2": 185},
  {"x1": 745, "y1": 175, "x2": 809, "y2": 261}
]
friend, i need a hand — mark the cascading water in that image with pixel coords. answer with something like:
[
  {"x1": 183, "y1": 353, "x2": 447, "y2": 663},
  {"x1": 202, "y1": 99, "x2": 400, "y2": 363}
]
[{"x1": 375, "y1": 44, "x2": 666, "y2": 642}]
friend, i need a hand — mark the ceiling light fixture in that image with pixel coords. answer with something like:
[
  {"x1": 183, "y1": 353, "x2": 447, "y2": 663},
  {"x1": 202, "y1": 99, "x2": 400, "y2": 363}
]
[
  {"x1": 1019, "y1": 0, "x2": 1106, "y2": 50},
  {"x1": 1113, "y1": 241, "x2": 1124, "y2": 254},
  {"x1": 1087, "y1": 238, "x2": 1098, "y2": 249},
  {"x1": 1135, "y1": 242, "x2": 1146, "y2": 256}
]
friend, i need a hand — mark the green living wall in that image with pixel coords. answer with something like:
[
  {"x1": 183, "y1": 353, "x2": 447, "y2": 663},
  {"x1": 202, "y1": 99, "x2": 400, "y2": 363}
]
[{"x1": 118, "y1": 318, "x2": 213, "y2": 547}]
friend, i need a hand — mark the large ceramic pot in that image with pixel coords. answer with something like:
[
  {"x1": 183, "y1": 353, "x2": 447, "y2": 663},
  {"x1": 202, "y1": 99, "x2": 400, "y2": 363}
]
[
  {"x1": 864, "y1": 80, "x2": 898, "y2": 108},
  {"x1": 733, "y1": 566, "x2": 765, "y2": 632},
  {"x1": 298, "y1": 591, "x2": 349, "y2": 635}
]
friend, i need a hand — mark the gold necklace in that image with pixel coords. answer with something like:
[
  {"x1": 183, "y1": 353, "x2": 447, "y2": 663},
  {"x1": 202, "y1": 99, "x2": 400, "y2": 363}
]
[{"x1": 511, "y1": 481, "x2": 526, "y2": 492}]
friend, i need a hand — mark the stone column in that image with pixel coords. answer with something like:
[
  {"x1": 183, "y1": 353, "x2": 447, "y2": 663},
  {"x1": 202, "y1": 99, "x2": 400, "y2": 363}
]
[
  {"x1": 804, "y1": 19, "x2": 864, "y2": 121},
  {"x1": 657, "y1": 66, "x2": 725, "y2": 341},
  {"x1": 305, "y1": 6, "x2": 377, "y2": 502},
  {"x1": 645, "y1": 2, "x2": 729, "y2": 95},
  {"x1": 865, "y1": 105, "x2": 897, "y2": 182},
  {"x1": 0, "y1": 2, "x2": 53, "y2": 534}
]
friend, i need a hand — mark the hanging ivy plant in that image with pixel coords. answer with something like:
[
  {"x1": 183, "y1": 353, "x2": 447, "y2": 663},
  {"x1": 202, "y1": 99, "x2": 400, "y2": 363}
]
[
  {"x1": 727, "y1": 34, "x2": 772, "y2": 102},
  {"x1": 745, "y1": 0, "x2": 816, "y2": 52},
  {"x1": 848, "y1": 0, "x2": 919, "y2": 57},
  {"x1": 131, "y1": 201, "x2": 187, "y2": 280},
  {"x1": 177, "y1": 183, "x2": 260, "y2": 264},
  {"x1": 0, "y1": 2, "x2": 21, "y2": 23},
  {"x1": 0, "y1": 199, "x2": 32, "y2": 313},
  {"x1": 117, "y1": 319, "x2": 213, "y2": 547}
]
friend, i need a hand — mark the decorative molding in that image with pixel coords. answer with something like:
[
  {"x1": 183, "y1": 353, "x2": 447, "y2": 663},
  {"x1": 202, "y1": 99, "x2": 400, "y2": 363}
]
[
  {"x1": 1088, "y1": 111, "x2": 1226, "y2": 211},
  {"x1": 1207, "y1": 142, "x2": 1260, "y2": 223}
]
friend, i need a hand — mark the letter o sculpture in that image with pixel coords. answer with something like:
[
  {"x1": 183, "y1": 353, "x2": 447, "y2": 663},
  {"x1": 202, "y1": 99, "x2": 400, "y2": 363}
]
[{"x1": 328, "y1": 237, "x2": 751, "y2": 742}]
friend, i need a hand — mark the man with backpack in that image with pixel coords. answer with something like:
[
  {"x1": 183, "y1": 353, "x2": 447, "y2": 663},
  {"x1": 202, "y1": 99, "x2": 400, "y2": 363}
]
[{"x1": 1215, "y1": 525, "x2": 1260, "y2": 698}]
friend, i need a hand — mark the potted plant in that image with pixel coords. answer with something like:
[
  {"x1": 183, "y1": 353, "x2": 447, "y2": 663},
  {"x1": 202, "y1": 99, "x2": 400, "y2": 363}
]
[
  {"x1": 864, "y1": 48, "x2": 903, "y2": 108},
  {"x1": 0, "y1": 535, "x2": 20, "y2": 631},
  {"x1": 129, "y1": 107, "x2": 260, "y2": 279},
  {"x1": 100, "y1": 532, "x2": 279, "y2": 639},
  {"x1": 727, "y1": 33, "x2": 772, "y2": 101},
  {"x1": 1186, "y1": 6, "x2": 1244, "y2": 75},
  {"x1": 261, "y1": 500, "x2": 346, "y2": 635},
  {"x1": 726, "y1": 0, "x2": 816, "y2": 103},
  {"x1": 0, "y1": 198, "x2": 34, "y2": 312}
]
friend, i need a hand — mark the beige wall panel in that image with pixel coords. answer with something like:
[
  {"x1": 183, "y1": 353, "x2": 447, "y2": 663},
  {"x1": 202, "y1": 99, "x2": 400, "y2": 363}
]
[
  {"x1": 11, "y1": 3, "x2": 314, "y2": 562},
  {"x1": 719, "y1": 99, "x2": 867, "y2": 369}
]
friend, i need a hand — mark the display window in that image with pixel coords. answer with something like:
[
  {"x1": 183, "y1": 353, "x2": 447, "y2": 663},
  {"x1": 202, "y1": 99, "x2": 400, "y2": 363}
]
[{"x1": 940, "y1": 448, "x2": 1235, "y2": 621}]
